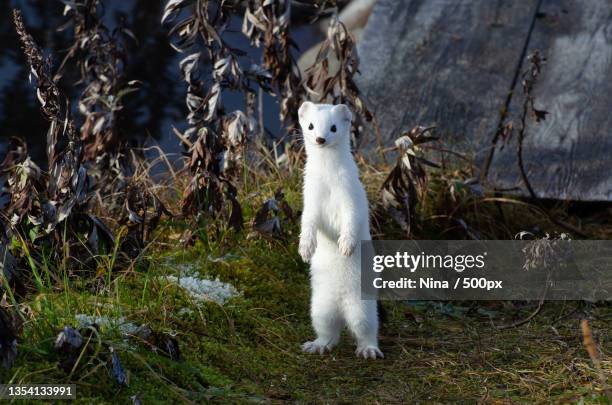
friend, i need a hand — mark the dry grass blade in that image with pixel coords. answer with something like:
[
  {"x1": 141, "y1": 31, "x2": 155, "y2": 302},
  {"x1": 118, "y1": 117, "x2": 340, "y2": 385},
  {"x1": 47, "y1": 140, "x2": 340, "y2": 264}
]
[{"x1": 580, "y1": 319, "x2": 611, "y2": 399}]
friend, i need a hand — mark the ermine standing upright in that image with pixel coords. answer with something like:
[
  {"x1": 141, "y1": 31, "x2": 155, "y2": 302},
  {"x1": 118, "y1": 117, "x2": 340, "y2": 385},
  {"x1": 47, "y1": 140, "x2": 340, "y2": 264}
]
[{"x1": 298, "y1": 101, "x2": 383, "y2": 359}]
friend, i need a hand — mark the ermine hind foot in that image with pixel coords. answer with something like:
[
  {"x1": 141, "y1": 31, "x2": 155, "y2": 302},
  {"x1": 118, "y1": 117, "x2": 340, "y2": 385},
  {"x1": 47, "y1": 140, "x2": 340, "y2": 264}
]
[
  {"x1": 301, "y1": 339, "x2": 334, "y2": 355},
  {"x1": 355, "y1": 345, "x2": 384, "y2": 359}
]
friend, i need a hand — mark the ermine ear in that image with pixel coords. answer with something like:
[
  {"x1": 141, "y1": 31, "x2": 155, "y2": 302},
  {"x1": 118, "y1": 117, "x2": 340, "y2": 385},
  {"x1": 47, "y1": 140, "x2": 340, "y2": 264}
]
[
  {"x1": 332, "y1": 104, "x2": 352, "y2": 123},
  {"x1": 298, "y1": 101, "x2": 314, "y2": 121}
]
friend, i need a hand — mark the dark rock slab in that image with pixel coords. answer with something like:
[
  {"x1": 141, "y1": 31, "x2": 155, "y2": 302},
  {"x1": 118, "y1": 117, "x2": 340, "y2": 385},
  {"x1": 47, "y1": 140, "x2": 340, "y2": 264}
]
[
  {"x1": 356, "y1": 0, "x2": 540, "y2": 153},
  {"x1": 488, "y1": 0, "x2": 612, "y2": 201}
]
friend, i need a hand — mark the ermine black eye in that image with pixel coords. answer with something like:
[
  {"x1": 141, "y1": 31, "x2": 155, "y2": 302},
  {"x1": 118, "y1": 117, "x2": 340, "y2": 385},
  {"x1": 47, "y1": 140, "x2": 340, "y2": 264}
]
[
  {"x1": 308, "y1": 123, "x2": 314, "y2": 130},
  {"x1": 330, "y1": 125, "x2": 337, "y2": 132}
]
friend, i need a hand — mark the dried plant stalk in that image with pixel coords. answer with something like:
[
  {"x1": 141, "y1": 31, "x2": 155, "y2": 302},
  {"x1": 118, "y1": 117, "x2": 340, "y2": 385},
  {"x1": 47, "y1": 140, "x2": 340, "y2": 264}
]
[
  {"x1": 380, "y1": 126, "x2": 439, "y2": 237},
  {"x1": 303, "y1": 14, "x2": 373, "y2": 141},
  {"x1": 163, "y1": 0, "x2": 267, "y2": 230},
  {"x1": 12, "y1": 9, "x2": 85, "y2": 231},
  {"x1": 243, "y1": 0, "x2": 303, "y2": 134},
  {"x1": 13, "y1": 9, "x2": 78, "y2": 169},
  {"x1": 59, "y1": 0, "x2": 138, "y2": 162},
  {"x1": 580, "y1": 319, "x2": 611, "y2": 399},
  {"x1": 9, "y1": 9, "x2": 144, "y2": 270}
]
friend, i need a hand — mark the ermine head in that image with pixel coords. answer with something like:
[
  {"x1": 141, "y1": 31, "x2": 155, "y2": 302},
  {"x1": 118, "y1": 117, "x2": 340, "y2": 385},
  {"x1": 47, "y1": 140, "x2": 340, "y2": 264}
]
[{"x1": 298, "y1": 102, "x2": 353, "y2": 151}]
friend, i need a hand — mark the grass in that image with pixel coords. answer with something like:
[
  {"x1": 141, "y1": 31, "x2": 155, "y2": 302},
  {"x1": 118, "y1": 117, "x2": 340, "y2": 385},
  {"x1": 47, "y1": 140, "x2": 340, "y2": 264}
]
[{"x1": 1, "y1": 159, "x2": 611, "y2": 404}]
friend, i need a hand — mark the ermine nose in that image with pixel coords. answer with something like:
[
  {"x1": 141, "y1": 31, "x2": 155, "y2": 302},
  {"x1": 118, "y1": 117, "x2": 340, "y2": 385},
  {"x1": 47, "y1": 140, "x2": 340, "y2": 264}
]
[{"x1": 315, "y1": 137, "x2": 326, "y2": 145}]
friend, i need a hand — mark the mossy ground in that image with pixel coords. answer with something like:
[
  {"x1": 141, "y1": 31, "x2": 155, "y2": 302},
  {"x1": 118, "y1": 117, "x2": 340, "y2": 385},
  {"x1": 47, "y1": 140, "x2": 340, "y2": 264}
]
[{"x1": 1, "y1": 162, "x2": 611, "y2": 404}]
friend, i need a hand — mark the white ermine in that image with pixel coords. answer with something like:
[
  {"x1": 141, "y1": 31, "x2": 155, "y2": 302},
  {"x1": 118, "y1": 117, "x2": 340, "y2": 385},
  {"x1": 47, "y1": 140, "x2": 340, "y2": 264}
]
[{"x1": 298, "y1": 101, "x2": 383, "y2": 359}]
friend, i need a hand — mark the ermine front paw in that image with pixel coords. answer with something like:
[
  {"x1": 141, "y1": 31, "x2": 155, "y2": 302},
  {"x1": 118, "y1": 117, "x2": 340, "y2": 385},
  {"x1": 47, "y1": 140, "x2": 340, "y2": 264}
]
[
  {"x1": 338, "y1": 235, "x2": 357, "y2": 256},
  {"x1": 302, "y1": 340, "x2": 332, "y2": 355},
  {"x1": 355, "y1": 346, "x2": 384, "y2": 359},
  {"x1": 299, "y1": 238, "x2": 316, "y2": 263}
]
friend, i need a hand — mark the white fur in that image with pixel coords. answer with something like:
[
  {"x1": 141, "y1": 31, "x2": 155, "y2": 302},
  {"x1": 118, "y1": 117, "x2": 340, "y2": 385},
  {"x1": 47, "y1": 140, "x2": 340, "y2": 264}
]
[{"x1": 297, "y1": 102, "x2": 383, "y2": 359}]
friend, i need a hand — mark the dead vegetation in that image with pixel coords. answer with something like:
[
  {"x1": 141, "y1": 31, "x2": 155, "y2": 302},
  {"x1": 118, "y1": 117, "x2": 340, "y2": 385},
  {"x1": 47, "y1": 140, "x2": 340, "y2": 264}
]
[
  {"x1": 59, "y1": 0, "x2": 138, "y2": 162},
  {"x1": 303, "y1": 13, "x2": 374, "y2": 143}
]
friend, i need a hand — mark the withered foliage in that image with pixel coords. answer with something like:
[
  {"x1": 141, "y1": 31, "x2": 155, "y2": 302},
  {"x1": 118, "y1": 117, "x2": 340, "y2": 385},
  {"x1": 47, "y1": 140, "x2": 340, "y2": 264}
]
[
  {"x1": 380, "y1": 126, "x2": 439, "y2": 237},
  {"x1": 59, "y1": 0, "x2": 138, "y2": 162},
  {"x1": 162, "y1": 1, "x2": 374, "y2": 233},
  {"x1": 121, "y1": 183, "x2": 171, "y2": 258},
  {"x1": 12, "y1": 10, "x2": 79, "y2": 170},
  {"x1": 518, "y1": 231, "x2": 571, "y2": 272},
  {"x1": 57, "y1": 0, "x2": 152, "y2": 230},
  {"x1": 110, "y1": 348, "x2": 127, "y2": 386},
  {"x1": 8, "y1": 10, "x2": 94, "y2": 245},
  {"x1": 129, "y1": 324, "x2": 181, "y2": 361},
  {"x1": 54, "y1": 326, "x2": 85, "y2": 373},
  {"x1": 61, "y1": 1, "x2": 167, "y2": 249},
  {"x1": 303, "y1": 14, "x2": 373, "y2": 140},
  {"x1": 51, "y1": 320, "x2": 180, "y2": 382},
  {"x1": 52, "y1": 324, "x2": 166, "y2": 385},
  {"x1": 4, "y1": 10, "x2": 166, "y2": 279},
  {"x1": 492, "y1": 231, "x2": 572, "y2": 329},
  {"x1": 520, "y1": 52, "x2": 549, "y2": 124},
  {"x1": 243, "y1": 0, "x2": 303, "y2": 133},
  {"x1": 163, "y1": 0, "x2": 260, "y2": 230},
  {"x1": 251, "y1": 189, "x2": 294, "y2": 239}
]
